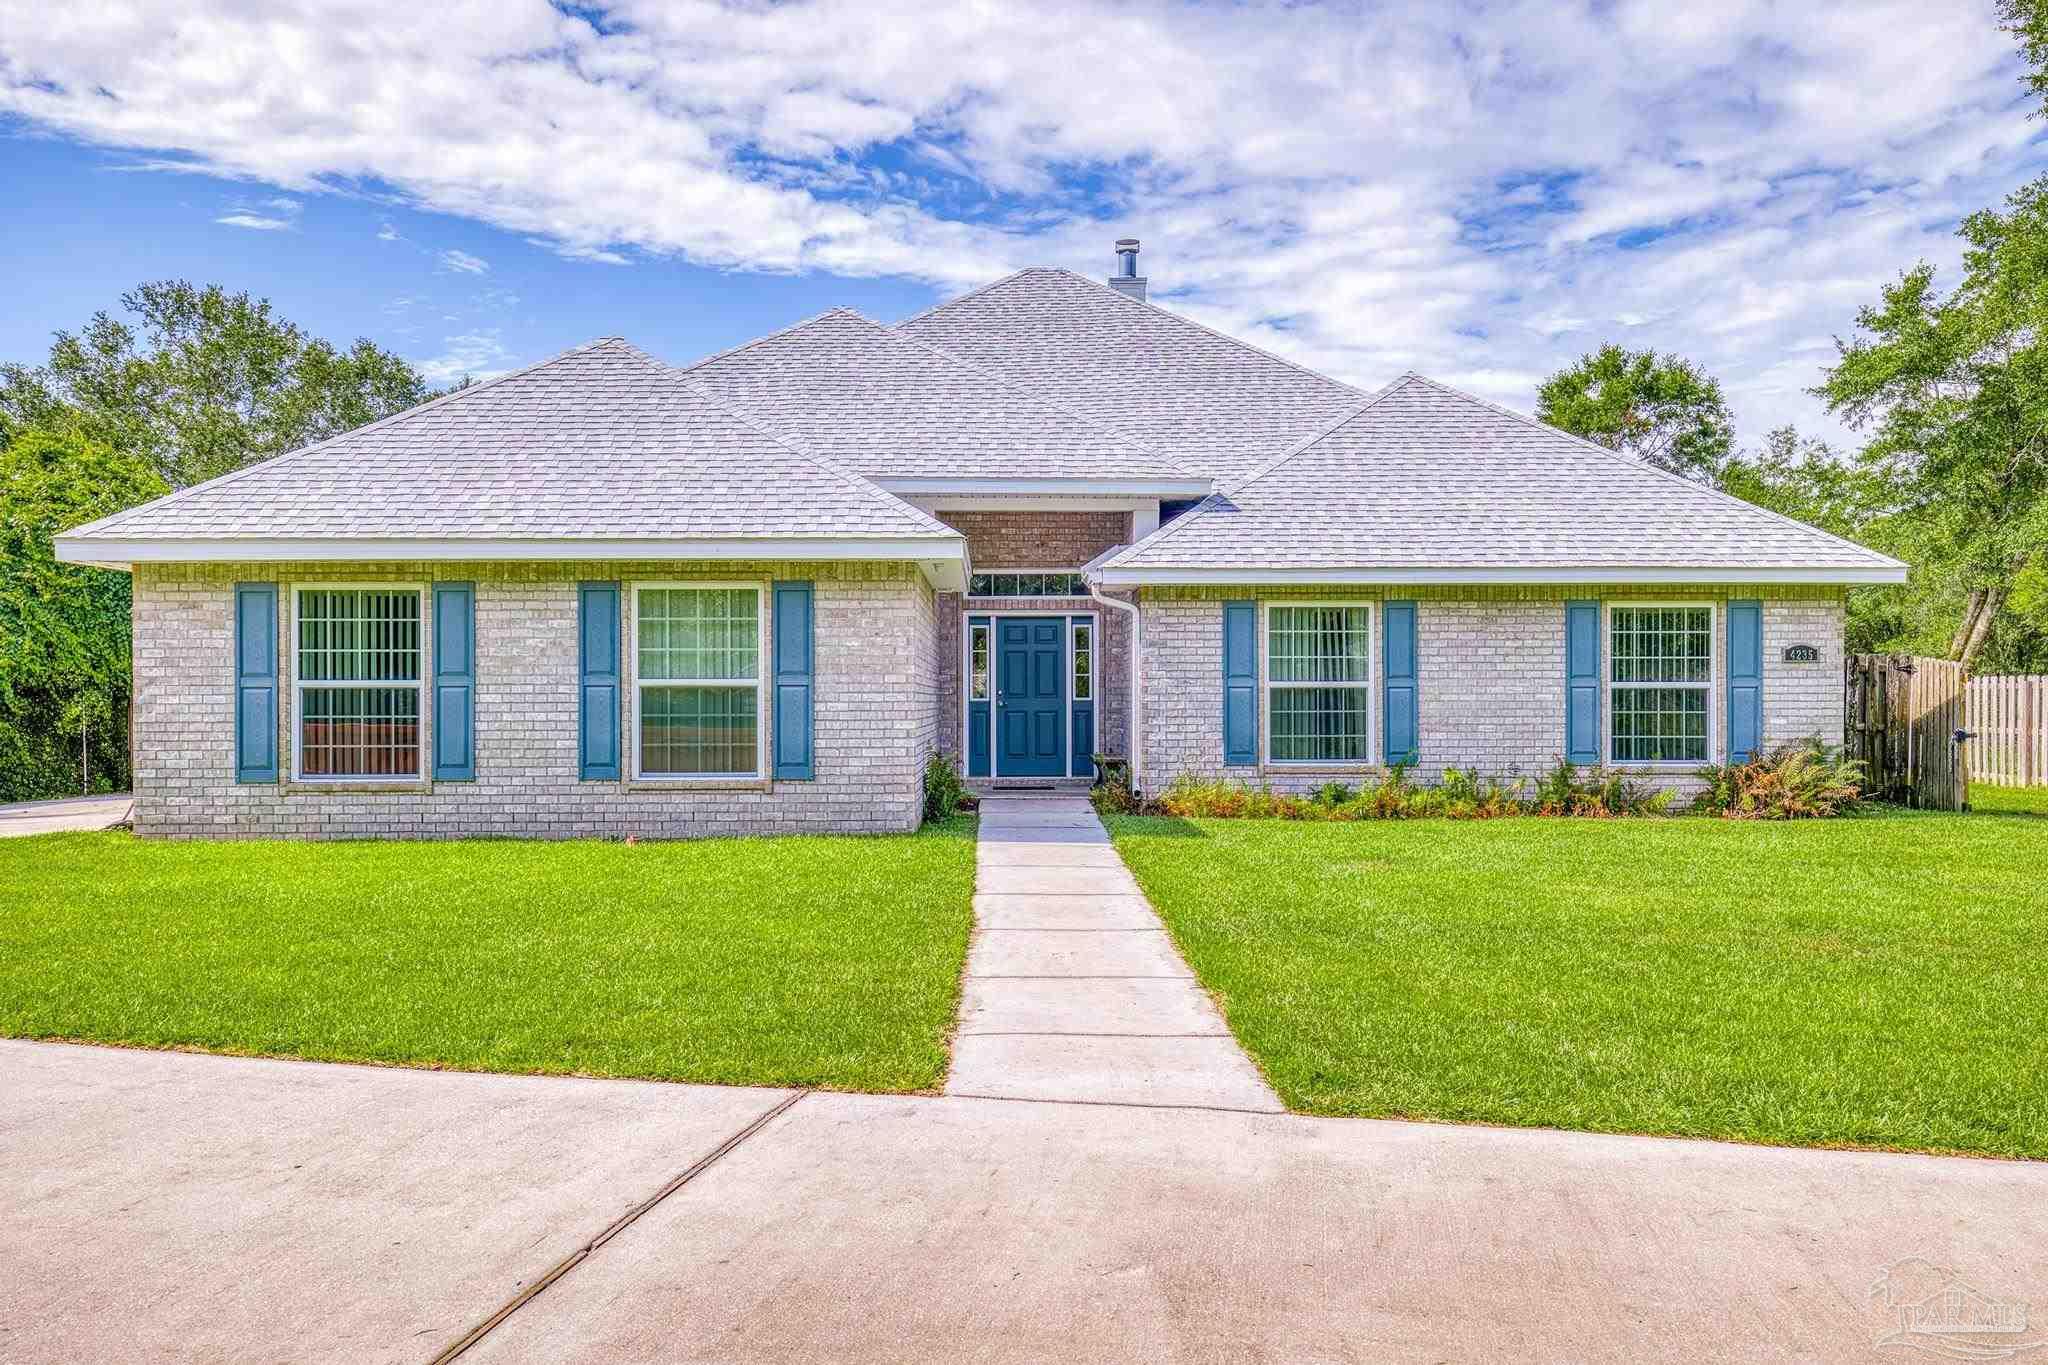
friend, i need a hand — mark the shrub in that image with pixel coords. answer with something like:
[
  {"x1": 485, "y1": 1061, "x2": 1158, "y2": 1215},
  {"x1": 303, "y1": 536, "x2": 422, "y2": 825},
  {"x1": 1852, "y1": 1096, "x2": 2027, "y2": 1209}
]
[
  {"x1": 1149, "y1": 763, "x2": 1672, "y2": 823},
  {"x1": 1532, "y1": 759, "x2": 1672, "y2": 818},
  {"x1": 1439, "y1": 767, "x2": 1527, "y2": 819},
  {"x1": 1156, "y1": 777, "x2": 1311, "y2": 819},
  {"x1": 1090, "y1": 755, "x2": 1142, "y2": 816},
  {"x1": 1695, "y1": 741, "x2": 1864, "y2": 819},
  {"x1": 922, "y1": 750, "x2": 968, "y2": 823}
]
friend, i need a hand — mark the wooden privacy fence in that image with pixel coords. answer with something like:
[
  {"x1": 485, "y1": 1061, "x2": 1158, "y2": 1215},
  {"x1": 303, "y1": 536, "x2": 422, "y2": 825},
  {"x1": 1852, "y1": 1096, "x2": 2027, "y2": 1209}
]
[
  {"x1": 1967, "y1": 675, "x2": 2047, "y2": 787},
  {"x1": 1845, "y1": 654, "x2": 1968, "y2": 811}
]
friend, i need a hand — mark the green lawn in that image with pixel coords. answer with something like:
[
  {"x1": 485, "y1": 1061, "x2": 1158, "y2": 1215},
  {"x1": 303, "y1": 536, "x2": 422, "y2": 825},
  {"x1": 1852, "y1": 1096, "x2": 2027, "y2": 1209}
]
[
  {"x1": 1, "y1": 819, "x2": 977, "y2": 1092},
  {"x1": 1973, "y1": 783, "x2": 2048, "y2": 816},
  {"x1": 1108, "y1": 795, "x2": 2048, "y2": 1158}
]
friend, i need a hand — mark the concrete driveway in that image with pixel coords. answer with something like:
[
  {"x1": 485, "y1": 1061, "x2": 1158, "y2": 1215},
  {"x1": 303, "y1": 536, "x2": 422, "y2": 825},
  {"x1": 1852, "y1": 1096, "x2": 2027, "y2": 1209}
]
[
  {"x1": 0, "y1": 793, "x2": 132, "y2": 837},
  {"x1": 4, "y1": 1040, "x2": 2044, "y2": 1364}
]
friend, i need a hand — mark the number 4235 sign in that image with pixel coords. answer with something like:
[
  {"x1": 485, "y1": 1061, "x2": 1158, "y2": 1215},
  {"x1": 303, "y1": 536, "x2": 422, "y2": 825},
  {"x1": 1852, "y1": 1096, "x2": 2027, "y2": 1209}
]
[{"x1": 1782, "y1": 644, "x2": 1821, "y2": 663}]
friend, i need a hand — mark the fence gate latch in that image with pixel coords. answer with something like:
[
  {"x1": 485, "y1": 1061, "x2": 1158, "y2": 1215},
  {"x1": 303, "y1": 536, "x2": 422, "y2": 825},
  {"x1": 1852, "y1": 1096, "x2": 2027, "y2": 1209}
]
[{"x1": 1953, "y1": 728, "x2": 1977, "y2": 745}]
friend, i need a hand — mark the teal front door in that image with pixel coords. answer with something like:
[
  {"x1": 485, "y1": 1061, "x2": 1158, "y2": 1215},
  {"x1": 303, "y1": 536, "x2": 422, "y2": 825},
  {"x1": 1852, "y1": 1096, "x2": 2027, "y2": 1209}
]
[{"x1": 996, "y1": 617, "x2": 1066, "y2": 777}]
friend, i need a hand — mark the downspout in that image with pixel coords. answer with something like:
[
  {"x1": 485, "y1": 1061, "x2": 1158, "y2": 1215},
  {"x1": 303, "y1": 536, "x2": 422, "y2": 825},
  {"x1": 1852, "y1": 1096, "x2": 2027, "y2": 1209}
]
[{"x1": 1087, "y1": 576, "x2": 1143, "y2": 795}]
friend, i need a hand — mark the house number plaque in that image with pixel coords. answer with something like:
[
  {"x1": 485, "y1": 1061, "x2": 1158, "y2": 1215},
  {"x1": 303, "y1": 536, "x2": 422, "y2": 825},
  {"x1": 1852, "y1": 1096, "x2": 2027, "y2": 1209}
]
[{"x1": 1782, "y1": 644, "x2": 1820, "y2": 663}]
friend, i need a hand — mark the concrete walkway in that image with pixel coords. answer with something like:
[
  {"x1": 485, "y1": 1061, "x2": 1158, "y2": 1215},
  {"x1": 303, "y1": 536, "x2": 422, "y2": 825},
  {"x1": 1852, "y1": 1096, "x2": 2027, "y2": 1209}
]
[
  {"x1": 6, "y1": 1040, "x2": 2046, "y2": 1364},
  {"x1": 0, "y1": 793, "x2": 132, "y2": 837},
  {"x1": 947, "y1": 794, "x2": 1281, "y2": 1112}
]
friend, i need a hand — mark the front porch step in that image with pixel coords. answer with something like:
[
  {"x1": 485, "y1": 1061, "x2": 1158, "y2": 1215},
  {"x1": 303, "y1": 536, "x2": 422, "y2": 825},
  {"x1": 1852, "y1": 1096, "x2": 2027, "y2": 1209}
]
[{"x1": 966, "y1": 778, "x2": 1095, "y2": 798}]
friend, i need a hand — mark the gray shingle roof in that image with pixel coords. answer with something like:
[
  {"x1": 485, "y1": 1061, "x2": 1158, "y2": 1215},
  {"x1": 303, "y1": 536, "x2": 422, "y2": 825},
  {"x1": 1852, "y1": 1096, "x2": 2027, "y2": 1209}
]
[
  {"x1": 895, "y1": 267, "x2": 1365, "y2": 483},
  {"x1": 680, "y1": 308, "x2": 1198, "y2": 483},
  {"x1": 62, "y1": 339, "x2": 956, "y2": 544},
  {"x1": 1104, "y1": 375, "x2": 1906, "y2": 575}
]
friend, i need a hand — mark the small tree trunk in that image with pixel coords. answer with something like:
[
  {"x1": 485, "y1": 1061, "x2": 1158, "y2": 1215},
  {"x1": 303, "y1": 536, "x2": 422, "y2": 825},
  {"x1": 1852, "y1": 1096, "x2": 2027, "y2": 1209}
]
[
  {"x1": 1949, "y1": 589, "x2": 1986, "y2": 660},
  {"x1": 1957, "y1": 584, "x2": 2007, "y2": 674}
]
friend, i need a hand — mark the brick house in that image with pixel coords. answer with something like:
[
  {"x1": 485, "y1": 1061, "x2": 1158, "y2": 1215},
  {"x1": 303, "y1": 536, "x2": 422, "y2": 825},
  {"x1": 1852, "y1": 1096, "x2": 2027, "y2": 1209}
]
[{"x1": 57, "y1": 243, "x2": 1906, "y2": 838}]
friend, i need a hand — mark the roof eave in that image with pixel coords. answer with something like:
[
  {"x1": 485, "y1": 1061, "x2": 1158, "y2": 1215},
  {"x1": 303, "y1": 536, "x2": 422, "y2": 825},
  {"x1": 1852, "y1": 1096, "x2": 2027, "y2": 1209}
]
[
  {"x1": 872, "y1": 476, "x2": 1213, "y2": 497},
  {"x1": 55, "y1": 533, "x2": 971, "y2": 589},
  {"x1": 1091, "y1": 564, "x2": 1909, "y2": 587}
]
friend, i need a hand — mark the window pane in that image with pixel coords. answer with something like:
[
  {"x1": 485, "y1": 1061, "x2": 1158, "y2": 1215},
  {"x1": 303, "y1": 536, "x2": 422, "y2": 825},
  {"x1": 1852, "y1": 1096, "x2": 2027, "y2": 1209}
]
[
  {"x1": 1611, "y1": 606, "x2": 1710, "y2": 684},
  {"x1": 1611, "y1": 686, "x2": 1708, "y2": 763},
  {"x1": 298, "y1": 589, "x2": 420, "y2": 682},
  {"x1": 300, "y1": 686, "x2": 420, "y2": 777},
  {"x1": 970, "y1": 626, "x2": 990, "y2": 700},
  {"x1": 970, "y1": 572, "x2": 1086, "y2": 598},
  {"x1": 638, "y1": 588, "x2": 758, "y2": 681},
  {"x1": 1269, "y1": 686, "x2": 1369, "y2": 762},
  {"x1": 1072, "y1": 623, "x2": 1092, "y2": 700},
  {"x1": 640, "y1": 686, "x2": 758, "y2": 775},
  {"x1": 1269, "y1": 606, "x2": 1369, "y2": 684}
]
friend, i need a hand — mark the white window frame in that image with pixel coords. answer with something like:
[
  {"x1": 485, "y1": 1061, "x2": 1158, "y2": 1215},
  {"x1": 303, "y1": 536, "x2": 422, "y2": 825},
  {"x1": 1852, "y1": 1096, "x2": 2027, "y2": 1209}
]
[
  {"x1": 965, "y1": 568, "x2": 1091, "y2": 600},
  {"x1": 1070, "y1": 617, "x2": 1094, "y2": 703},
  {"x1": 1261, "y1": 600, "x2": 1375, "y2": 768},
  {"x1": 967, "y1": 620, "x2": 992, "y2": 703},
  {"x1": 964, "y1": 608, "x2": 1093, "y2": 778},
  {"x1": 289, "y1": 581, "x2": 430, "y2": 783},
  {"x1": 629, "y1": 581, "x2": 769, "y2": 783},
  {"x1": 1604, "y1": 599, "x2": 1718, "y2": 768}
]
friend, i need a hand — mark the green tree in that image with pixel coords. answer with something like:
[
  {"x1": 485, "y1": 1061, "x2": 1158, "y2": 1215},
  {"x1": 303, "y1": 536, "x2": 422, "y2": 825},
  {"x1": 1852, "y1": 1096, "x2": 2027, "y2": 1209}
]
[
  {"x1": 0, "y1": 426, "x2": 166, "y2": 799},
  {"x1": 1716, "y1": 427, "x2": 1918, "y2": 658},
  {"x1": 0, "y1": 280, "x2": 435, "y2": 487},
  {"x1": 1536, "y1": 343, "x2": 1736, "y2": 479},
  {"x1": 1815, "y1": 175, "x2": 2048, "y2": 673}
]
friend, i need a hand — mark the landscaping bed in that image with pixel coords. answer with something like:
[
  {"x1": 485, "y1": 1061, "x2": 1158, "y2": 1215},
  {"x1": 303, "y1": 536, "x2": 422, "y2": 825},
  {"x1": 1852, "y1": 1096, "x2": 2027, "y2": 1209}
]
[
  {"x1": 1107, "y1": 798, "x2": 2048, "y2": 1158},
  {"x1": 0, "y1": 819, "x2": 977, "y2": 1092}
]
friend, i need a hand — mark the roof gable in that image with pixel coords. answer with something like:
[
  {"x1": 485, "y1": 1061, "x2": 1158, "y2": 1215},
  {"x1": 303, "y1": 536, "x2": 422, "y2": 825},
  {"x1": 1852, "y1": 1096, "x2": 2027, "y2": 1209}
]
[
  {"x1": 64, "y1": 339, "x2": 954, "y2": 545},
  {"x1": 680, "y1": 307, "x2": 1198, "y2": 485},
  {"x1": 895, "y1": 267, "x2": 1364, "y2": 483},
  {"x1": 1105, "y1": 375, "x2": 1906, "y2": 580}
]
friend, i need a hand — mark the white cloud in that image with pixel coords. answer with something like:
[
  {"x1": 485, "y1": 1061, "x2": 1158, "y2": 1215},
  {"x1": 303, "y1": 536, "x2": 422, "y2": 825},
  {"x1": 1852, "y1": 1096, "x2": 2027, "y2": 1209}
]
[
  {"x1": 3, "y1": 0, "x2": 2040, "y2": 445},
  {"x1": 215, "y1": 213, "x2": 293, "y2": 230},
  {"x1": 416, "y1": 330, "x2": 512, "y2": 385},
  {"x1": 437, "y1": 248, "x2": 489, "y2": 275},
  {"x1": 377, "y1": 222, "x2": 402, "y2": 241},
  {"x1": 215, "y1": 194, "x2": 302, "y2": 232}
]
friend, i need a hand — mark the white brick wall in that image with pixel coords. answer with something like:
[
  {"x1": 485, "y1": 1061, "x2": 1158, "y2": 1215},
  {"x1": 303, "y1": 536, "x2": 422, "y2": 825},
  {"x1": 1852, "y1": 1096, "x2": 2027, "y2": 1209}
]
[
  {"x1": 1418, "y1": 599, "x2": 1566, "y2": 777},
  {"x1": 132, "y1": 560, "x2": 939, "y2": 839},
  {"x1": 1137, "y1": 585, "x2": 1847, "y2": 796},
  {"x1": 1763, "y1": 601, "x2": 1846, "y2": 748}
]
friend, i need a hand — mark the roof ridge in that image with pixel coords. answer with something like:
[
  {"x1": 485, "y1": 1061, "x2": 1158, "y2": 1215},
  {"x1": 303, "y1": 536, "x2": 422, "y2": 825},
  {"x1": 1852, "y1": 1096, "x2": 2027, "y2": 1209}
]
[
  {"x1": 1041, "y1": 267, "x2": 1369, "y2": 399},
  {"x1": 666, "y1": 372, "x2": 956, "y2": 540},
  {"x1": 1395, "y1": 373, "x2": 1907, "y2": 569},
  {"x1": 68, "y1": 337, "x2": 630, "y2": 539},
  {"x1": 670, "y1": 307, "x2": 864, "y2": 376},
  {"x1": 830, "y1": 307, "x2": 1202, "y2": 479},
  {"x1": 1219, "y1": 375, "x2": 1413, "y2": 496},
  {"x1": 1099, "y1": 379, "x2": 1407, "y2": 570},
  {"x1": 889, "y1": 267, "x2": 1039, "y2": 333}
]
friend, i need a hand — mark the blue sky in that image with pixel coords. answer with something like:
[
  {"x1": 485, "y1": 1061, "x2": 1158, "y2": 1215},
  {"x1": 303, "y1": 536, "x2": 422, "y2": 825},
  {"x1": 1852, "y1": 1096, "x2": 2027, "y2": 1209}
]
[
  {"x1": 3, "y1": 0, "x2": 2044, "y2": 447},
  {"x1": 0, "y1": 133, "x2": 935, "y2": 388}
]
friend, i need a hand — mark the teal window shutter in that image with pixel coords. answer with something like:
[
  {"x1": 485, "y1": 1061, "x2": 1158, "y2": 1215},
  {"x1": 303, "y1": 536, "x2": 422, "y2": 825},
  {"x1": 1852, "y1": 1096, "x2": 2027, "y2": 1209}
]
[
  {"x1": 1727, "y1": 600, "x2": 1763, "y2": 762},
  {"x1": 433, "y1": 582, "x2": 475, "y2": 780},
  {"x1": 1223, "y1": 600, "x2": 1258, "y2": 767},
  {"x1": 772, "y1": 580, "x2": 814, "y2": 780},
  {"x1": 1383, "y1": 600, "x2": 1418, "y2": 766},
  {"x1": 234, "y1": 582, "x2": 278, "y2": 783},
  {"x1": 578, "y1": 582, "x2": 621, "y2": 781},
  {"x1": 1565, "y1": 600, "x2": 1600, "y2": 765}
]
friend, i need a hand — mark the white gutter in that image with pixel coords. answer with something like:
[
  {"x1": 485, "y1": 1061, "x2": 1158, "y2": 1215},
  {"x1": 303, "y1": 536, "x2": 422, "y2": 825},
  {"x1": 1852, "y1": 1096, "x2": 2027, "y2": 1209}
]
[
  {"x1": 1086, "y1": 572, "x2": 1144, "y2": 796},
  {"x1": 1094, "y1": 564, "x2": 1909, "y2": 587}
]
